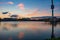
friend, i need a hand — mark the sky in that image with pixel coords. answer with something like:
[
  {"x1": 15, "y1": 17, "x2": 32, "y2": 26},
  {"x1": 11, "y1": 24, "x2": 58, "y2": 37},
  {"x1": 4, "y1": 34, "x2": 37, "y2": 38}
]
[{"x1": 0, "y1": 0, "x2": 60, "y2": 18}]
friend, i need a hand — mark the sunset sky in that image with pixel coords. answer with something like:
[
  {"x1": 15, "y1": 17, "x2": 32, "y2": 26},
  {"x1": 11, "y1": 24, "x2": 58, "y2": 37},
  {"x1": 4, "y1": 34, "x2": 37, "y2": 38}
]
[{"x1": 0, "y1": 0, "x2": 60, "y2": 18}]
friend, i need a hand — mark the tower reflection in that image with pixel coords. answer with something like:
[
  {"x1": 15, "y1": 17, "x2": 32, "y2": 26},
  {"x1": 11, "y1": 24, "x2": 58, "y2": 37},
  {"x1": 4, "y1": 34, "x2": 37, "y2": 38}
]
[{"x1": 51, "y1": 21, "x2": 57, "y2": 40}]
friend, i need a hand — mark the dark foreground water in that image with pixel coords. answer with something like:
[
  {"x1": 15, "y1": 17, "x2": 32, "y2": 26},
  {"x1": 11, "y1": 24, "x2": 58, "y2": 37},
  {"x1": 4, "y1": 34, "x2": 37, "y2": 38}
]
[{"x1": 0, "y1": 21, "x2": 60, "y2": 40}]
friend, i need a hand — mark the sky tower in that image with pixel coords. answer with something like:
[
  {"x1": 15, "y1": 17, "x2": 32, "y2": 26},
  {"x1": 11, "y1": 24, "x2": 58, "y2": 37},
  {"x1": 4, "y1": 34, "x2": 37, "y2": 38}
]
[{"x1": 51, "y1": 0, "x2": 55, "y2": 39}]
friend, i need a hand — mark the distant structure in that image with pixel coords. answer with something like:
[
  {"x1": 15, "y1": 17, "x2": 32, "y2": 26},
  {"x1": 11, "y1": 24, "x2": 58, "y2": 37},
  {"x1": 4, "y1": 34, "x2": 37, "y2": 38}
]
[
  {"x1": 10, "y1": 15, "x2": 18, "y2": 19},
  {"x1": 30, "y1": 17, "x2": 40, "y2": 20}
]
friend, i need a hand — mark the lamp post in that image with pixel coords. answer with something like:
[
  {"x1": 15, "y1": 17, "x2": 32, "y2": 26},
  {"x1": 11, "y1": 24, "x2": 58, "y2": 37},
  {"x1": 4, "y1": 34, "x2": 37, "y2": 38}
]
[{"x1": 51, "y1": 0, "x2": 55, "y2": 39}]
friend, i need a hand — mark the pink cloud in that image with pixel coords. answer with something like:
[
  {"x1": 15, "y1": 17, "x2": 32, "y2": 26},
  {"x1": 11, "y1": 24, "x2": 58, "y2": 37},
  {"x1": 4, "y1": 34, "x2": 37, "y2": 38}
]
[
  {"x1": 18, "y1": 3, "x2": 24, "y2": 10},
  {"x1": 7, "y1": 2, "x2": 14, "y2": 4},
  {"x1": 26, "y1": 10, "x2": 51, "y2": 17},
  {"x1": 54, "y1": 7, "x2": 60, "y2": 11},
  {"x1": 54, "y1": 13, "x2": 60, "y2": 16},
  {"x1": 0, "y1": 2, "x2": 14, "y2": 4},
  {"x1": 0, "y1": 2, "x2": 3, "y2": 4},
  {"x1": 33, "y1": 8, "x2": 39, "y2": 13},
  {"x1": 0, "y1": 7, "x2": 3, "y2": 8}
]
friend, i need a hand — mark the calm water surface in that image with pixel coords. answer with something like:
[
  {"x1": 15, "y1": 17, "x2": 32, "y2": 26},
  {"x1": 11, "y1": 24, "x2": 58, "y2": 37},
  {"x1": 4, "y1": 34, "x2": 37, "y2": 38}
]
[{"x1": 0, "y1": 21, "x2": 60, "y2": 40}]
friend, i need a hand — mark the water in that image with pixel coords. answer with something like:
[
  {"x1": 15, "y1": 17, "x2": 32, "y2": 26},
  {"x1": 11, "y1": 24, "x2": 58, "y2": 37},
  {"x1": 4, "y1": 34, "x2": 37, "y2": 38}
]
[{"x1": 0, "y1": 21, "x2": 60, "y2": 40}]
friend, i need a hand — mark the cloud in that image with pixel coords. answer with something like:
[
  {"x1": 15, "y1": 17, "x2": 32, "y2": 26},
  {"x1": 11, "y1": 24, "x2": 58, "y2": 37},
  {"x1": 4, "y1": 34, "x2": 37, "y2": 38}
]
[
  {"x1": 54, "y1": 13, "x2": 60, "y2": 16},
  {"x1": 32, "y1": 8, "x2": 39, "y2": 13},
  {"x1": 0, "y1": 2, "x2": 14, "y2": 5},
  {"x1": 7, "y1": 1, "x2": 14, "y2": 4},
  {"x1": 26, "y1": 9, "x2": 60, "y2": 17},
  {"x1": 0, "y1": 2, "x2": 3, "y2": 4},
  {"x1": 18, "y1": 3, "x2": 24, "y2": 10},
  {"x1": 26, "y1": 10, "x2": 52, "y2": 17},
  {"x1": 14, "y1": 8, "x2": 44, "y2": 17}
]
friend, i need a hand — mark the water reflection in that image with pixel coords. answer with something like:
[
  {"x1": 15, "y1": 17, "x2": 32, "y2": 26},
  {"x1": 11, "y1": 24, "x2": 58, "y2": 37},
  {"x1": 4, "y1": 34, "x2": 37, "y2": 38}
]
[
  {"x1": 18, "y1": 32, "x2": 24, "y2": 40},
  {"x1": 50, "y1": 22, "x2": 57, "y2": 40},
  {"x1": 0, "y1": 21, "x2": 60, "y2": 40},
  {"x1": 46, "y1": 22, "x2": 60, "y2": 40},
  {"x1": 8, "y1": 37, "x2": 12, "y2": 40}
]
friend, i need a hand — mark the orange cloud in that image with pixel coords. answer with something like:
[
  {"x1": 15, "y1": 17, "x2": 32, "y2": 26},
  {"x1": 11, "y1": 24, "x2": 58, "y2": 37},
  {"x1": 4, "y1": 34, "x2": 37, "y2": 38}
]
[
  {"x1": 18, "y1": 3, "x2": 24, "y2": 10},
  {"x1": 7, "y1": 1, "x2": 14, "y2": 4}
]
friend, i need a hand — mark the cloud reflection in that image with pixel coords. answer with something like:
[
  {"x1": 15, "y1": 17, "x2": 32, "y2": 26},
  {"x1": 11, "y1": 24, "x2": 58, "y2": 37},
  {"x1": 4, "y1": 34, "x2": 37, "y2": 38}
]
[
  {"x1": 8, "y1": 37, "x2": 12, "y2": 40},
  {"x1": 18, "y1": 32, "x2": 24, "y2": 39},
  {"x1": 0, "y1": 22, "x2": 51, "y2": 31}
]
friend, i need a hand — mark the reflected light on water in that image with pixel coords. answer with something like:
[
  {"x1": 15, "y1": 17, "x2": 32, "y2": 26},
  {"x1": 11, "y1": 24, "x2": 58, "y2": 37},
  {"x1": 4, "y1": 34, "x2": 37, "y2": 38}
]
[
  {"x1": 0, "y1": 21, "x2": 60, "y2": 40},
  {"x1": 8, "y1": 37, "x2": 12, "y2": 40},
  {"x1": 0, "y1": 22, "x2": 51, "y2": 31},
  {"x1": 18, "y1": 32, "x2": 24, "y2": 39}
]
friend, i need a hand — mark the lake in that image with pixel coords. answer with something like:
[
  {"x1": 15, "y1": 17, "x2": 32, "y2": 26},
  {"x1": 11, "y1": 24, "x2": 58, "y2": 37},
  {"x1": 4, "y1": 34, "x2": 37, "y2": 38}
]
[{"x1": 0, "y1": 21, "x2": 60, "y2": 40}]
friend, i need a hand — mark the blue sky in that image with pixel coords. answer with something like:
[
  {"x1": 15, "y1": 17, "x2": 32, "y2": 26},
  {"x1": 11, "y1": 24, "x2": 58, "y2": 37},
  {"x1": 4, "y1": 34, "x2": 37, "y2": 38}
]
[{"x1": 0, "y1": 0, "x2": 60, "y2": 17}]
